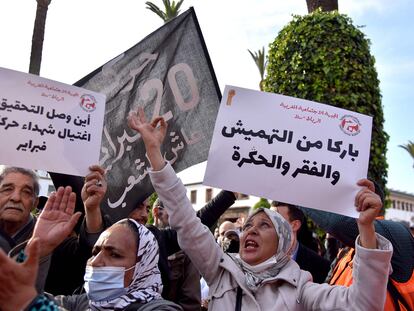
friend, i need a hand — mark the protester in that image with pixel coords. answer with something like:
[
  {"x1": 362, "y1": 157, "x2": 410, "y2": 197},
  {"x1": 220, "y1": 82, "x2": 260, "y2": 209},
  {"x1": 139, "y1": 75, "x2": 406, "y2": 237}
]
[
  {"x1": 270, "y1": 201, "x2": 331, "y2": 283},
  {"x1": 0, "y1": 167, "x2": 40, "y2": 253},
  {"x1": 0, "y1": 185, "x2": 182, "y2": 311},
  {"x1": 3, "y1": 165, "x2": 115, "y2": 295},
  {"x1": 0, "y1": 167, "x2": 89, "y2": 294},
  {"x1": 128, "y1": 107, "x2": 393, "y2": 311},
  {"x1": 218, "y1": 221, "x2": 236, "y2": 241},
  {"x1": 87, "y1": 165, "x2": 236, "y2": 310},
  {"x1": 217, "y1": 220, "x2": 239, "y2": 253},
  {"x1": 300, "y1": 191, "x2": 414, "y2": 310},
  {"x1": 152, "y1": 198, "x2": 169, "y2": 229},
  {"x1": 43, "y1": 165, "x2": 111, "y2": 295},
  {"x1": 128, "y1": 198, "x2": 152, "y2": 225}
]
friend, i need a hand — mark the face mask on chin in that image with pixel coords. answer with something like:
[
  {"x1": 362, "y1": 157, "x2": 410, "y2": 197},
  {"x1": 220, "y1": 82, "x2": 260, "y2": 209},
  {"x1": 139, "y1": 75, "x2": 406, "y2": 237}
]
[{"x1": 84, "y1": 265, "x2": 135, "y2": 301}]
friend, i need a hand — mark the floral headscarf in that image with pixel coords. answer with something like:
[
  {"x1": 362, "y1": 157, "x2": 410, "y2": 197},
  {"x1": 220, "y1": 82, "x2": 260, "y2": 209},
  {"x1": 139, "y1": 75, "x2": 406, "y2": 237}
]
[
  {"x1": 89, "y1": 219, "x2": 162, "y2": 310},
  {"x1": 230, "y1": 208, "x2": 293, "y2": 292}
]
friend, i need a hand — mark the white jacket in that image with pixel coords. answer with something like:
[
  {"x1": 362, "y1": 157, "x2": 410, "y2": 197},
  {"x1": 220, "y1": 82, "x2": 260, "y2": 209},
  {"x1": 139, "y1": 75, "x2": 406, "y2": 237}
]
[{"x1": 150, "y1": 163, "x2": 393, "y2": 311}]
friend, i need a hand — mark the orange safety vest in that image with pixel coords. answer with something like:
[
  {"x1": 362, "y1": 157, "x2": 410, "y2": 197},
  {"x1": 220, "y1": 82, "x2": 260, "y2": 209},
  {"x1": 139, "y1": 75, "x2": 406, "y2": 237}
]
[{"x1": 329, "y1": 247, "x2": 414, "y2": 311}]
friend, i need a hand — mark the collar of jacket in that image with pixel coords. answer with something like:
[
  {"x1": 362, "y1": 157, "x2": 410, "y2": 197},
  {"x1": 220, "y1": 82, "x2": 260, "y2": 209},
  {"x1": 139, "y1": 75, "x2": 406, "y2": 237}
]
[{"x1": 220, "y1": 253, "x2": 302, "y2": 288}]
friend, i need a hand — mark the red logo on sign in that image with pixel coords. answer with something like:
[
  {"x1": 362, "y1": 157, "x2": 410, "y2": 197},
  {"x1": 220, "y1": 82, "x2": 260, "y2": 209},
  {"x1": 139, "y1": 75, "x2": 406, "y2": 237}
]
[
  {"x1": 80, "y1": 94, "x2": 97, "y2": 112},
  {"x1": 339, "y1": 115, "x2": 361, "y2": 136}
]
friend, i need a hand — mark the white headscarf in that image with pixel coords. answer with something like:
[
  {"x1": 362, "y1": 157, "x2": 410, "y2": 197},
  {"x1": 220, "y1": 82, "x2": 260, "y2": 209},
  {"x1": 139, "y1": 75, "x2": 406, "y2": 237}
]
[
  {"x1": 230, "y1": 208, "x2": 293, "y2": 292},
  {"x1": 89, "y1": 218, "x2": 162, "y2": 311}
]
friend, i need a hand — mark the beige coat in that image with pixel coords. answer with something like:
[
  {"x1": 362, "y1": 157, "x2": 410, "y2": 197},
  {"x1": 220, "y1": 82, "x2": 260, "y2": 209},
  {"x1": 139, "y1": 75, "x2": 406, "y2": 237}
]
[{"x1": 150, "y1": 164, "x2": 393, "y2": 311}]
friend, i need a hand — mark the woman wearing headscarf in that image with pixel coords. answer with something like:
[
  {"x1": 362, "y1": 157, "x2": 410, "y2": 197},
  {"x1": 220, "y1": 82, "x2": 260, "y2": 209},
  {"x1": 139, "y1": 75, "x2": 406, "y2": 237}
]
[
  {"x1": 0, "y1": 186, "x2": 182, "y2": 311},
  {"x1": 56, "y1": 218, "x2": 180, "y2": 310},
  {"x1": 127, "y1": 108, "x2": 393, "y2": 311}
]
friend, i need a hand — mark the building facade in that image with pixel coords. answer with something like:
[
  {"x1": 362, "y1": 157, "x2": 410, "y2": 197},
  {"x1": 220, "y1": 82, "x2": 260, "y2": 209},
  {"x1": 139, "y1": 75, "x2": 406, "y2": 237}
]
[{"x1": 386, "y1": 189, "x2": 414, "y2": 227}]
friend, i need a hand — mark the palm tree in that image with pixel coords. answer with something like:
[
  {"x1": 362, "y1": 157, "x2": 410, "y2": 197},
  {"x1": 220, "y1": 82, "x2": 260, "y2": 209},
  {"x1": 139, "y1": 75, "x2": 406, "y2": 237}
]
[
  {"x1": 29, "y1": 0, "x2": 52, "y2": 75},
  {"x1": 399, "y1": 141, "x2": 414, "y2": 167},
  {"x1": 145, "y1": 0, "x2": 184, "y2": 23},
  {"x1": 248, "y1": 47, "x2": 267, "y2": 91}
]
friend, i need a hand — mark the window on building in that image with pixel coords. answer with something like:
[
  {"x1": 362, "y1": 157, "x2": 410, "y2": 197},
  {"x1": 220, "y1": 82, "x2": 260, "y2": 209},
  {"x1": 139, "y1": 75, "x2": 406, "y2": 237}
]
[
  {"x1": 190, "y1": 190, "x2": 197, "y2": 204},
  {"x1": 392, "y1": 200, "x2": 396, "y2": 209},
  {"x1": 206, "y1": 188, "x2": 213, "y2": 202},
  {"x1": 237, "y1": 193, "x2": 249, "y2": 200}
]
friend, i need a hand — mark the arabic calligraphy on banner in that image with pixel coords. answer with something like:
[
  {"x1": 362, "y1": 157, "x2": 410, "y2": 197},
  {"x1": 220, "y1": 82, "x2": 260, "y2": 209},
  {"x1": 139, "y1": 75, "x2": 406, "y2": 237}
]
[
  {"x1": 0, "y1": 67, "x2": 105, "y2": 176},
  {"x1": 204, "y1": 86, "x2": 373, "y2": 218},
  {"x1": 73, "y1": 7, "x2": 221, "y2": 221}
]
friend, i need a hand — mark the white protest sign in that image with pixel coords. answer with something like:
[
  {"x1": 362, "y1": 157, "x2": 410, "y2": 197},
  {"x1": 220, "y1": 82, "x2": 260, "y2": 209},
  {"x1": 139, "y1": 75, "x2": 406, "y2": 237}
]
[
  {"x1": 0, "y1": 67, "x2": 106, "y2": 176},
  {"x1": 204, "y1": 86, "x2": 373, "y2": 218}
]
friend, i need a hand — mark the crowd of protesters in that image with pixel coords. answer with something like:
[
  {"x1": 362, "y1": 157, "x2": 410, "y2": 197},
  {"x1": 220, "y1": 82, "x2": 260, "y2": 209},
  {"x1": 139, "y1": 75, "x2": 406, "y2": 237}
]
[{"x1": 0, "y1": 109, "x2": 413, "y2": 311}]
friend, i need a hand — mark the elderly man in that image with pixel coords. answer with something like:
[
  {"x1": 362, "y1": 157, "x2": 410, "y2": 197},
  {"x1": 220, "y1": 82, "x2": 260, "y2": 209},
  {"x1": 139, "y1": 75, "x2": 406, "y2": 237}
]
[
  {"x1": 0, "y1": 165, "x2": 109, "y2": 295},
  {"x1": 0, "y1": 167, "x2": 40, "y2": 253}
]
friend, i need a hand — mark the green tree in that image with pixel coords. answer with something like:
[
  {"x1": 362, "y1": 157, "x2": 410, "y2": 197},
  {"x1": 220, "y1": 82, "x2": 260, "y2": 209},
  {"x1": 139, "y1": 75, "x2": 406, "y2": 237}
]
[
  {"x1": 399, "y1": 141, "x2": 414, "y2": 167},
  {"x1": 29, "y1": 0, "x2": 52, "y2": 75},
  {"x1": 263, "y1": 10, "x2": 389, "y2": 192},
  {"x1": 145, "y1": 0, "x2": 184, "y2": 23},
  {"x1": 248, "y1": 47, "x2": 267, "y2": 91},
  {"x1": 253, "y1": 197, "x2": 270, "y2": 210}
]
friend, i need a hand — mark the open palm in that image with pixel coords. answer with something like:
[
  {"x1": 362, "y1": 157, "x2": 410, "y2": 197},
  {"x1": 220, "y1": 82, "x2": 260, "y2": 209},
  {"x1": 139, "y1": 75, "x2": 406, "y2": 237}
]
[{"x1": 32, "y1": 186, "x2": 81, "y2": 257}]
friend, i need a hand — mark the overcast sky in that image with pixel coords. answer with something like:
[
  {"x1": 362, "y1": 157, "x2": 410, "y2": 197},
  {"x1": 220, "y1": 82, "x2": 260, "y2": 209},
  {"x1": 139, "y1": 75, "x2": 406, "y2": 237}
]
[{"x1": 0, "y1": 0, "x2": 412, "y2": 194}]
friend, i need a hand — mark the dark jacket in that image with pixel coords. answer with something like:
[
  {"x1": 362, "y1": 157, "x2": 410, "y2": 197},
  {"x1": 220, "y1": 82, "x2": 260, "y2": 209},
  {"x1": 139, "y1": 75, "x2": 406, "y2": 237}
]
[
  {"x1": 0, "y1": 215, "x2": 36, "y2": 253},
  {"x1": 295, "y1": 242, "x2": 331, "y2": 283}
]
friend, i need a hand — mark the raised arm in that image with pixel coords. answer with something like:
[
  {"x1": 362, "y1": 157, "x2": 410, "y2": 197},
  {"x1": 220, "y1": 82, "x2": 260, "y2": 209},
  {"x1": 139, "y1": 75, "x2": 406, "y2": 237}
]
[
  {"x1": 300, "y1": 184, "x2": 413, "y2": 282},
  {"x1": 127, "y1": 108, "x2": 224, "y2": 283},
  {"x1": 355, "y1": 179, "x2": 382, "y2": 249},
  {"x1": 301, "y1": 179, "x2": 393, "y2": 311},
  {"x1": 196, "y1": 190, "x2": 236, "y2": 229},
  {"x1": 127, "y1": 108, "x2": 167, "y2": 171},
  {"x1": 28, "y1": 186, "x2": 81, "y2": 259},
  {"x1": 81, "y1": 165, "x2": 106, "y2": 233}
]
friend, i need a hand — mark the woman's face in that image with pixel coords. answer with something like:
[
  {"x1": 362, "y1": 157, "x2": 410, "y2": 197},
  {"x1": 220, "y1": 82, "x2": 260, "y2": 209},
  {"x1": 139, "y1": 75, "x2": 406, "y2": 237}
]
[
  {"x1": 239, "y1": 211, "x2": 279, "y2": 265},
  {"x1": 87, "y1": 224, "x2": 138, "y2": 287}
]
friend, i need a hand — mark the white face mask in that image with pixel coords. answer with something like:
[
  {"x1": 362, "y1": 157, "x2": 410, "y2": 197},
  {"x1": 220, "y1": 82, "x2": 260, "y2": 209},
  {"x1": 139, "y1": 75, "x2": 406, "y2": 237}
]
[{"x1": 84, "y1": 265, "x2": 135, "y2": 301}]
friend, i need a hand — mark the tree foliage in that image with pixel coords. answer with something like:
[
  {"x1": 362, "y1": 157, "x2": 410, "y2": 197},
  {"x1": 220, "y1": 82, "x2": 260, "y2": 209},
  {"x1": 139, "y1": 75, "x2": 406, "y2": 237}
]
[
  {"x1": 399, "y1": 140, "x2": 414, "y2": 167},
  {"x1": 253, "y1": 198, "x2": 270, "y2": 210},
  {"x1": 263, "y1": 10, "x2": 389, "y2": 191},
  {"x1": 248, "y1": 47, "x2": 267, "y2": 90},
  {"x1": 145, "y1": 0, "x2": 184, "y2": 23}
]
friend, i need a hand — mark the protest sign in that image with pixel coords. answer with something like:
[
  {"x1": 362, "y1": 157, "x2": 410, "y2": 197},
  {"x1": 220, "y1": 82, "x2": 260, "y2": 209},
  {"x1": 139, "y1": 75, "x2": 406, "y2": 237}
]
[
  {"x1": 204, "y1": 86, "x2": 373, "y2": 218},
  {"x1": 63, "y1": 7, "x2": 221, "y2": 220},
  {"x1": 0, "y1": 67, "x2": 105, "y2": 176}
]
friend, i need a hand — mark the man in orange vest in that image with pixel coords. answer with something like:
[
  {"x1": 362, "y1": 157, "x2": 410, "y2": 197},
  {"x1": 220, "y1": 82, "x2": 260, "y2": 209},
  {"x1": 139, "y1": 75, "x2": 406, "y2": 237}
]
[{"x1": 301, "y1": 183, "x2": 414, "y2": 311}]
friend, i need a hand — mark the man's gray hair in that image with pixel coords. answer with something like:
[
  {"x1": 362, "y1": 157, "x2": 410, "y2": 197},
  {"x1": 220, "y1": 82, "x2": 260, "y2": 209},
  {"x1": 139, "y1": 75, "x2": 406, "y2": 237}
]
[{"x1": 0, "y1": 167, "x2": 40, "y2": 197}]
